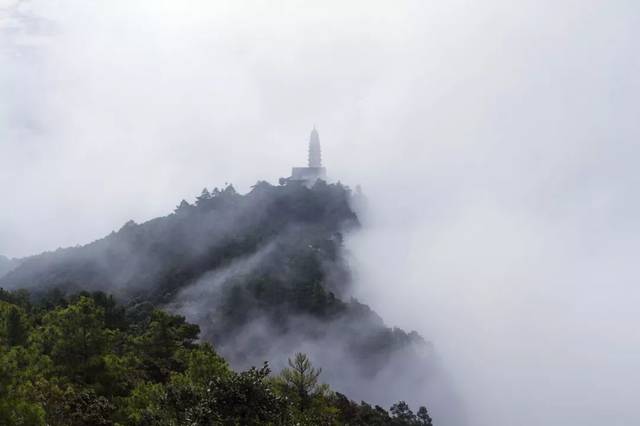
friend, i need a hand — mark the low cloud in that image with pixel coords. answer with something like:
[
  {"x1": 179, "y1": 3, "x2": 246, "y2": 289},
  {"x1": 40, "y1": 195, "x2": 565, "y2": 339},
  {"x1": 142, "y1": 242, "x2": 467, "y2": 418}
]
[{"x1": 2, "y1": 1, "x2": 640, "y2": 425}]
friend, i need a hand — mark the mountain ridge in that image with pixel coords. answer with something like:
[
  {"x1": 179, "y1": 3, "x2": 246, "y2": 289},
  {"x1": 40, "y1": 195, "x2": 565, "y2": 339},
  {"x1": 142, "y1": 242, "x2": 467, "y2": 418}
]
[{"x1": 0, "y1": 180, "x2": 431, "y2": 406}]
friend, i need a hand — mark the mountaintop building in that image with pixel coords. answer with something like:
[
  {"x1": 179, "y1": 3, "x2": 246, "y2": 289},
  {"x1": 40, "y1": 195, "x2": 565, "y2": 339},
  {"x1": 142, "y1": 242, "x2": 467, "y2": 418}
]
[{"x1": 286, "y1": 127, "x2": 327, "y2": 185}]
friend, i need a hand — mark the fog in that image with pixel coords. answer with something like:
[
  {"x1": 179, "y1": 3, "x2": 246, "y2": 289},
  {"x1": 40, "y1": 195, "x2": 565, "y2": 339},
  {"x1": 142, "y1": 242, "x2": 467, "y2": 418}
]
[{"x1": 2, "y1": 1, "x2": 640, "y2": 425}]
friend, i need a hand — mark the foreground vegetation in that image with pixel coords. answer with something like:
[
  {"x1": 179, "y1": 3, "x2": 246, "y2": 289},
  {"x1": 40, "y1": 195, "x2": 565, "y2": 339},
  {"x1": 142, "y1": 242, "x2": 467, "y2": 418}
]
[{"x1": 0, "y1": 288, "x2": 432, "y2": 425}]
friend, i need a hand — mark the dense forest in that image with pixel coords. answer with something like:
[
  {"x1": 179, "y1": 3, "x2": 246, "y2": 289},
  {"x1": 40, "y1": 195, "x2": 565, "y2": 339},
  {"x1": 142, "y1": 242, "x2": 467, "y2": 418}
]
[
  {"x1": 0, "y1": 180, "x2": 435, "y2": 424},
  {"x1": 0, "y1": 288, "x2": 432, "y2": 425}
]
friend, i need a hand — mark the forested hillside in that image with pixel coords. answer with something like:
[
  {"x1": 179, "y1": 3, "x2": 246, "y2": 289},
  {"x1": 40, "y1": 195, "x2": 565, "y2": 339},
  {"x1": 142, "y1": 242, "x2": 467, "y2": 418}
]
[
  {"x1": 0, "y1": 181, "x2": 434, "y2": 419},
  {"x1": 0, "y1": 289, "x2": 433, "y2": 425},
  {"x1": 1, "y1": 181, "x2": 359, "y2": 303}
]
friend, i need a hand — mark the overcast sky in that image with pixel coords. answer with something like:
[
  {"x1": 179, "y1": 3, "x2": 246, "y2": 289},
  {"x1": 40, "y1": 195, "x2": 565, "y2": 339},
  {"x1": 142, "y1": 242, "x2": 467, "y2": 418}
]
[{"x1": 2, "y1": 1, "x2": 640, "y2": 425}]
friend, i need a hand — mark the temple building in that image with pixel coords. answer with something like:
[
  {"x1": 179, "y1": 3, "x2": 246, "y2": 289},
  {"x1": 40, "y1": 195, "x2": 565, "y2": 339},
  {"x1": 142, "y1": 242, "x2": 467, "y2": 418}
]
[{"x1": 287, "y1": 127, "x2": 327, "y2": 185}]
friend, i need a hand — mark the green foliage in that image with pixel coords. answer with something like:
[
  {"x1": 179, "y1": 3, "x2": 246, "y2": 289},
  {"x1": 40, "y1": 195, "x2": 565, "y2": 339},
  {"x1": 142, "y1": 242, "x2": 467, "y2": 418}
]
[
  {"x1": 1, "y1": 302, "x2": 29, "y2": 346},
  {"x1": 136, "y1": 309, "x2": 200, "y2": 382},
  {"x1": 0, "y1": 289, "x2": 432, "y2": 425},
  {"x1": 176, "y1": 343, "x2": 229, "y2": 384},
  {"x1": 0, "y1": 183, "x2": 433, "y2": 424},
  {"x1": 194, "y1": 363, "x2": 285, "y2": 425},
  {"x1": 60, "y1": 388, "x2": 115, "y2": 426},
  {"x1": 0, "y1": 399, "x2": 45, "y2": 426},
  {"x1": 278, "y1": 352, "x2": 324, "y2": 412},
  {"x1": 34, "y1": 296, "x2": 109, "y2": 383},
  {"x1": 391, "y1": 401, "x2": 417, "y2": 424},
  {"x1": 0, "y1": 182, "x2": 424, "y2": 393}
]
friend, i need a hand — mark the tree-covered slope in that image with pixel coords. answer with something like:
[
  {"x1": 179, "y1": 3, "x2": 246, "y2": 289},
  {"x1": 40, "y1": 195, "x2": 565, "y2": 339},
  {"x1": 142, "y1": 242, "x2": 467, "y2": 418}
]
[
  {"x1": 1, "y1": 181, "x2": 356, "y2": 301},
  {"x1": 0, "y1": 181, "x2": 430, "y2": 406},
  {"x1": 0, "y1": 289, "x2": 433, "y2": 425}
]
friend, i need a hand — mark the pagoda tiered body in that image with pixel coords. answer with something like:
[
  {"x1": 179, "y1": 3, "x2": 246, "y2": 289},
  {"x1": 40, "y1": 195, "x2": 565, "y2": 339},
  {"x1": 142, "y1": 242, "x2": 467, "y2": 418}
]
[{"x1": 290, "y1": 127, "x2": 327, "y2": 184}]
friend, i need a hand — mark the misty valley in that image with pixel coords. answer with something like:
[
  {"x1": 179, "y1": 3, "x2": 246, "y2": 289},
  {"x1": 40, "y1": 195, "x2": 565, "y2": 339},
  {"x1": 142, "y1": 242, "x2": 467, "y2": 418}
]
[{"x1": 0, "y1": 181, "x2": 437, "y2": 425}]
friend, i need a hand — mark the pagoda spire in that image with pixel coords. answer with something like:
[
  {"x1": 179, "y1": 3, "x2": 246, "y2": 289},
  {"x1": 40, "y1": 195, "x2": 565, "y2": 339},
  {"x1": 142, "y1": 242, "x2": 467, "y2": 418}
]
[{"x1": 308, "y1": 127, "x2": 322, "y2": 167}]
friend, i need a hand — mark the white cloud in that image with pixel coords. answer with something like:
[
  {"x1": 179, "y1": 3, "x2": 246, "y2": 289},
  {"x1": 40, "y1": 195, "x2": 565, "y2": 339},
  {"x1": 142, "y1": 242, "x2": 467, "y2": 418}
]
[{"x1": 2, "y1": 1, "x2": 640, "y2": 424}]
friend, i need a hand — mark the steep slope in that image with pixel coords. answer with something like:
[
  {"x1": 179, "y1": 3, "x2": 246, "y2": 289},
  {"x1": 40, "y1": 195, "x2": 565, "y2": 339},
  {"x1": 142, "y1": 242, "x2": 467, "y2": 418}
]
[
  {"x1": 0, "y1": 180, "x2": 430, "y2": 404},
  {"x1": 2, "y1": 181, "x2": 355, "y2": 300}
]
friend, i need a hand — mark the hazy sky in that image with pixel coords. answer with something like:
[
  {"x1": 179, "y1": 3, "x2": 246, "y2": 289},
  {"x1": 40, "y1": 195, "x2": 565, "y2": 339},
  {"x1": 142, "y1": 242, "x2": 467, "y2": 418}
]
[{"x1": 2, "y1": 1, "x2": 640, "y2": 425}]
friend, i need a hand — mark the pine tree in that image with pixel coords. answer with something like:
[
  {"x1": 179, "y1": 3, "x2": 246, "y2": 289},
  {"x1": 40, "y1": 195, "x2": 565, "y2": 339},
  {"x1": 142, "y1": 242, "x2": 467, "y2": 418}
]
[
  {"x1": 174, "y1": 199, "x2": 192, "y2": 213},
  {"x1": 390, "y1": 401, "x2": 416, "y2": 424},
  {"x1": 196, "y1": 188, "x2": 211, "y2": 205},
  {"x1": 279, "y1": 352, "x2": 322, "y2": 411},
  {"x1": 417, "y1": 406, "x2": 433, "y2": 425}
]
